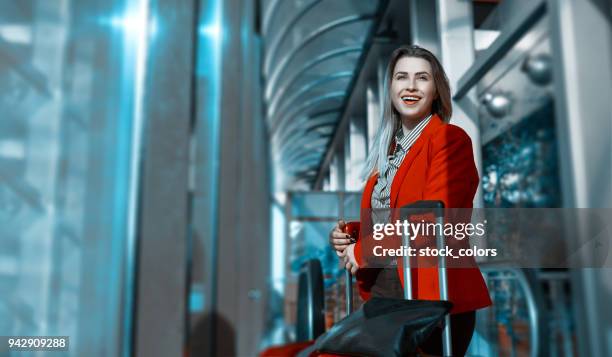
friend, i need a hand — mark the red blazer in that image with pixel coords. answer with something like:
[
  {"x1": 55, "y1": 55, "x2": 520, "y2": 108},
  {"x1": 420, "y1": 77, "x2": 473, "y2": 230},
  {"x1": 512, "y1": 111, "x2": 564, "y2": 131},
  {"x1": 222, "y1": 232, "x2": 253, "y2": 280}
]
[{"x1": 354, "y1": 114, "x2": 492, "y2": 314}]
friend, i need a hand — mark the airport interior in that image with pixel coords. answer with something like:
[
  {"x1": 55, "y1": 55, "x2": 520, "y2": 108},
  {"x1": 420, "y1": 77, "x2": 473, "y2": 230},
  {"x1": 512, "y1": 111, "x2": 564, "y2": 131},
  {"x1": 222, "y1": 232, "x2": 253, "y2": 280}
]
[{"x1": 0, "y1": 0, "x2": 611, "y2": 356}]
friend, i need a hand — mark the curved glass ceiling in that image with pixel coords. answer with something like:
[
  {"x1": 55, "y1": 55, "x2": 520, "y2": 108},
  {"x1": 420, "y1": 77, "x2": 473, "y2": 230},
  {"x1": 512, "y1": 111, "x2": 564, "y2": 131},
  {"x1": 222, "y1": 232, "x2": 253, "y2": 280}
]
[{"x1": 261, "y1": 0, "x2": 385, "y2": 190}]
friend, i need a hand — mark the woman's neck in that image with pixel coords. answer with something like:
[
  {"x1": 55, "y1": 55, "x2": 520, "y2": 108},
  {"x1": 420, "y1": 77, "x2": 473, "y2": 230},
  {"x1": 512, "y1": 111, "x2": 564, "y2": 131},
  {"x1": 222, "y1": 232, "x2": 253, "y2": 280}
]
[{"x1": 400, "y1": 113, "x2": 431, "y2": 134}]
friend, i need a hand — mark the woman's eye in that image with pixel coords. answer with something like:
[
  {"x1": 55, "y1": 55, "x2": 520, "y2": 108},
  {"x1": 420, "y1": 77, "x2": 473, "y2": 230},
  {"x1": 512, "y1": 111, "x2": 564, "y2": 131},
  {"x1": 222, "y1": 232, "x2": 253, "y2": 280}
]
[{"x1": 418, "y1": 76, "x2": 428, "y2": 80}]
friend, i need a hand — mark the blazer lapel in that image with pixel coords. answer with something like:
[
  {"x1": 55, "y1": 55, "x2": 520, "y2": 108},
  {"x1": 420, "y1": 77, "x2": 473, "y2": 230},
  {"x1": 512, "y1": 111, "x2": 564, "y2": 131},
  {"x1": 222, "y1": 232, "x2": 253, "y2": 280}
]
[{"x1": 390, "y1": 115, "x2": 444, "y2": 208}]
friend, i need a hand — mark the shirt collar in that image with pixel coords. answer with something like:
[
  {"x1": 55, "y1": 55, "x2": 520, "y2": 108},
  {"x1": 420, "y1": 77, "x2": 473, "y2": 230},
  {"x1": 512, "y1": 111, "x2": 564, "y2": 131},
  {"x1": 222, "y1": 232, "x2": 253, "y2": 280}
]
[{"x1": 394, "y1": 114, "x2": 433, "y2": 152}]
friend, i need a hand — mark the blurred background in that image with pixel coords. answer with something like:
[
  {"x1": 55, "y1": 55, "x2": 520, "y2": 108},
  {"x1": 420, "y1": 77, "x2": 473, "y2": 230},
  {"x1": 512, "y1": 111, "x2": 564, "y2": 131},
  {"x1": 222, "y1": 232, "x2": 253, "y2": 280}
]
[{"x1": 0, "y1": 0, "x2": 610, "y2": 356}]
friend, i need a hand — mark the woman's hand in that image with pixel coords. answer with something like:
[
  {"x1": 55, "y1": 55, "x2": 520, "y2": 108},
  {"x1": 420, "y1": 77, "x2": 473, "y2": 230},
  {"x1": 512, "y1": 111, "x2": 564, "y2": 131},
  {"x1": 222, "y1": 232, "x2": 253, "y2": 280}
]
[
  {"x1": 339, "y1": 243, "x2": 359, "y2": 274},
  {"x1": 329, "y1": 220, "x2": 355, "y2": 256}
]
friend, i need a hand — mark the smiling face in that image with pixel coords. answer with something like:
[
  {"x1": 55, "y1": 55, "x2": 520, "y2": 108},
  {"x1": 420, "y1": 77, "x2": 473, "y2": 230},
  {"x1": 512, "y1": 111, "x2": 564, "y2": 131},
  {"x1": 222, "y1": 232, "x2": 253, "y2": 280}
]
[{"x1": 390, "y1": 56, "x2": 438, "y2": 124}]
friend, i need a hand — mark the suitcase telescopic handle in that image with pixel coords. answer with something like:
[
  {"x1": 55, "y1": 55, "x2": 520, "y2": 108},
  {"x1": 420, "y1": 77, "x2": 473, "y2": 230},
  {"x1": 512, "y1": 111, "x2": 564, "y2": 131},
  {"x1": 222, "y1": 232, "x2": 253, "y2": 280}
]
[
  {"x1": 399, "y1": 200, "x2": 445, "y2": 218},
  {"x1": 399, "y1": 200, "x2": 445, "y2": 299},
  {"x1": 400, "y1": 200, "x2": 452, "y2": 356},
  {"x1": 344, "y1": 201, "x2": 446, "y2": 306},
  {"x1": 343, "y1": 200, "x2": 452, "y2": 355}
]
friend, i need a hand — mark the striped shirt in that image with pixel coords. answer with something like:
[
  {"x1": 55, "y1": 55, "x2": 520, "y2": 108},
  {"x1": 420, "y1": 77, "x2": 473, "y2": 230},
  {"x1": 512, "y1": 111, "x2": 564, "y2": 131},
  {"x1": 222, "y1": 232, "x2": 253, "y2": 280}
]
[{"x1": 371, "y1": 114, "x2": 432, "y2": 209}]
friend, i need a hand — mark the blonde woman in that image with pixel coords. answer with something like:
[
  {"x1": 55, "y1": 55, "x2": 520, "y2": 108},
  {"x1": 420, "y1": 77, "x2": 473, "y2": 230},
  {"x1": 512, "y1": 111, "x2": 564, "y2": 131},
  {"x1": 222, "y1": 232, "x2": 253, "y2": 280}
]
[{"x1": 329, "y1": 45, "x2": 491, "y2": 356}]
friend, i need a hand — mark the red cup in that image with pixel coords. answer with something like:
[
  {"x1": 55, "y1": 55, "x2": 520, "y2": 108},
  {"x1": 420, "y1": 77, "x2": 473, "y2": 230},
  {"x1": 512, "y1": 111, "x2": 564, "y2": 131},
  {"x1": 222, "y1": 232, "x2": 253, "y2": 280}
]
[{"x1": 343, "y1": 221, "x2": 360, "y2": 242}]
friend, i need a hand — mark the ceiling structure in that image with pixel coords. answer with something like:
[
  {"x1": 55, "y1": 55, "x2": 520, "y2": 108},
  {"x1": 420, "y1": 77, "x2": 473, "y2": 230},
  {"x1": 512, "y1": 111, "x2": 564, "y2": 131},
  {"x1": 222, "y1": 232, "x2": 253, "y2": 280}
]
[{"x1": 260, "y1": 0, "x2": 388, "y2": 191}]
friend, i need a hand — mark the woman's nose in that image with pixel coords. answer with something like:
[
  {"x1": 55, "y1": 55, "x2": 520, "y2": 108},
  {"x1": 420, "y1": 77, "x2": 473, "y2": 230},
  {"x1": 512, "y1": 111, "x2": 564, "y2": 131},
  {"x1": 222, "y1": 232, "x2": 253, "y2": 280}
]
[{"x1": 406, "y1": 79, "x2": 417, "y2": 91}]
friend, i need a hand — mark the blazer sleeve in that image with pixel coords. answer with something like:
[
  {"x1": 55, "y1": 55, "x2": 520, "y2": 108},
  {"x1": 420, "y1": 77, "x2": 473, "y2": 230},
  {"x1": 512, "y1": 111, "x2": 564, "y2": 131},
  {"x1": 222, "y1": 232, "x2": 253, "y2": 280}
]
[
  {"x1": 423, "y1": 125, "x2": 479, "y2": 208},
  {"x1": 354, "y1": 237, "x2": 364, "y2": 267}
]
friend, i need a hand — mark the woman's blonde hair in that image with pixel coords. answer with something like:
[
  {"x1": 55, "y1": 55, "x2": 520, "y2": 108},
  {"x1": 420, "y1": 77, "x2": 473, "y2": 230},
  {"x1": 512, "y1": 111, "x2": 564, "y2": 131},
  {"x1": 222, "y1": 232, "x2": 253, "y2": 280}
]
[{"x1": 361, "y1": 45, "x2": 453, "y2": 180}]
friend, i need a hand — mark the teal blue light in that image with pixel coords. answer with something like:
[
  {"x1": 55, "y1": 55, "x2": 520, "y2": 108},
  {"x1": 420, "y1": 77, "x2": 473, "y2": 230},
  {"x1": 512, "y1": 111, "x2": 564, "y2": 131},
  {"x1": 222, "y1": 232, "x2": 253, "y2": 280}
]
[
  {"x1": 189, "y1": 289, "x2": 205, "y2": 313},
  {"x1": 103, "y1": 0, "x2": 153, "y2": 356},
  {"x1": 195, "y1": 0, "x2": 222, "y2": 315},
  {"x1": 271, "y1": 202, "x2": 286, "y2": 294}
]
